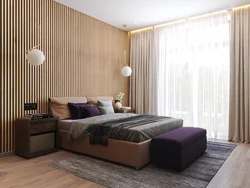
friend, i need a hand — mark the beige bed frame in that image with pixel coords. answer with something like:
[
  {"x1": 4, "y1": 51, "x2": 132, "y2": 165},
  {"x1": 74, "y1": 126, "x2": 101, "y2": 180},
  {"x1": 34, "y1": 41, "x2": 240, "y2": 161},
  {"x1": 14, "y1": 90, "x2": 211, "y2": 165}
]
[
  {"x1": 59, "y1": 130, "x2": 151, "y2": 169},
  {"x1": 50, "y1": 96, "x2": 151, "y2": 169}
]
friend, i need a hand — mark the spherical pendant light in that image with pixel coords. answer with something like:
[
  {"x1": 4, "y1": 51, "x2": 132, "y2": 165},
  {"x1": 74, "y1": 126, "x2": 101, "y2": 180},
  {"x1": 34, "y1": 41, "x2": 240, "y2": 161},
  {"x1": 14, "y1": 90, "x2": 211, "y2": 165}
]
[
  {"x1": 26, "y1": 49, "x2": 45, "y2": 66},
  {"x1": 121, "y1": 66, "x2": 132, "y2": 77}
]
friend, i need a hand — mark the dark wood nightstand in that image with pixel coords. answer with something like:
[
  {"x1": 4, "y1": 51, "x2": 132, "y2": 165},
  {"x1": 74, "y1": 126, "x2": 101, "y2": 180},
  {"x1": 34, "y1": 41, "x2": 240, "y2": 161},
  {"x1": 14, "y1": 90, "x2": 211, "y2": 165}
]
[
  {"x1": 115, "y1": 108, "x2": 135, "y2": 113},
  {"x1": 15, "y1": 117, "x2": 59, "y2": 159}
]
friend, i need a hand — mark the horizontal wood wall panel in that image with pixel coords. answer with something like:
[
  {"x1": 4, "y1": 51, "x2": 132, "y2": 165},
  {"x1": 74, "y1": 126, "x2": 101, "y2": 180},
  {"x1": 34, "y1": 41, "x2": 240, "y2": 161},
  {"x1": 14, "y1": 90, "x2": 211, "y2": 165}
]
[{"x1": 0, "y1": 0, "x2": 130, "y2": 153}]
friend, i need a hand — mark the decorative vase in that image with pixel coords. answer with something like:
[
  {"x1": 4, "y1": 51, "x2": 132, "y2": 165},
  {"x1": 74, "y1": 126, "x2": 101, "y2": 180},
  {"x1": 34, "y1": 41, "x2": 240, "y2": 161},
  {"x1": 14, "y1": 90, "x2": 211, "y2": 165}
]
[{"x1": 115, "y1": 101, "x2": 122, "y2": 109}]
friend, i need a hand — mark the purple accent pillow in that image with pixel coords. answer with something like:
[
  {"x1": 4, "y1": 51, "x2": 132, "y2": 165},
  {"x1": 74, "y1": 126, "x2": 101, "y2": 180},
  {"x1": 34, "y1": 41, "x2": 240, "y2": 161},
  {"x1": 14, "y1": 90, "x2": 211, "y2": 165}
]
[
  {"x1": 84, "y1": 106, "x2": 101, "y2": 117},
  {"x1": 68, "y1": 103, "x2": 91, "y2": 119}
]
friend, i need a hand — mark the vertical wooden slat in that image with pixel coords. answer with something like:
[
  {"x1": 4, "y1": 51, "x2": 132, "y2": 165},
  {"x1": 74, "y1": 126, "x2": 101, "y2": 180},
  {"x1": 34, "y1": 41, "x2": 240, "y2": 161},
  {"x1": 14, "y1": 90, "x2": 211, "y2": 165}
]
[
  {"x1": 12, "y1": 0, "x2": 16, "y2": 151},
  {"x1": 2, "y1": 0, "x2": 5, "y2": 153},
  {"x1": 6, "y1": 0, "x2": 10, "y2": 152},
  {"x1": 0, "y1": 0, "x2": 130, "y2": 154},
  {"x1": 0, "y1": 0, "x2": 2, "y2": 152}
]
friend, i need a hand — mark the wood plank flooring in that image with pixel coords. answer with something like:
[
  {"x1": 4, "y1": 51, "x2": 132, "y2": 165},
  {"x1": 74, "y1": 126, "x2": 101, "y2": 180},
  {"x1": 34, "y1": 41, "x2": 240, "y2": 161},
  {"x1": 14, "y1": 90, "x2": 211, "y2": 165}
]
[{"x1": 0, "y1": 143, "x2": 249, "y2": 188}]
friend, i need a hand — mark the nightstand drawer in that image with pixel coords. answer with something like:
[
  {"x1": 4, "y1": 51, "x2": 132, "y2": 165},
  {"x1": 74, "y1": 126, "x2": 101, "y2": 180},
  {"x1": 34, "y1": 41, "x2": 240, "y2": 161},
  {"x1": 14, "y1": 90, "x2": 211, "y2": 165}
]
[
  {"x1": 30, "y1": 133, "x2": 55, "y2": 153},
  {"x1": 30, "y1": 122, "x2": 56, "y2": 134}
]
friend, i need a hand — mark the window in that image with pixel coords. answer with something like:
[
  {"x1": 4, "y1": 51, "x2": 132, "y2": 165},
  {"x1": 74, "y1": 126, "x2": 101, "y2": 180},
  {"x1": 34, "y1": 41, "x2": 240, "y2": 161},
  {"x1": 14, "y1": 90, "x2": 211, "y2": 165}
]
[{"x1": 156, "y1": 12, "x2": 230, "y2": 139}]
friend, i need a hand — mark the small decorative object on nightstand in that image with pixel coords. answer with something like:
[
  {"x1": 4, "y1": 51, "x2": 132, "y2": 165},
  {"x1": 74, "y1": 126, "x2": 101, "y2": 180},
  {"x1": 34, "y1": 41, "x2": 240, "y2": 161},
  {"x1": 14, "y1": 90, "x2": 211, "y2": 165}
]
[
  {"x1": 114, "y1": 101, "x2": 122, "y2": 109},
  {"x1": 115, "y1": 107, "x2": 135, "y2": 113},
  {"x1": 15, "y1": 117, "x2": 59, "y2": 159},
  {"x1": 115, "y1": 92, "x2": 125, "y2": 109}
]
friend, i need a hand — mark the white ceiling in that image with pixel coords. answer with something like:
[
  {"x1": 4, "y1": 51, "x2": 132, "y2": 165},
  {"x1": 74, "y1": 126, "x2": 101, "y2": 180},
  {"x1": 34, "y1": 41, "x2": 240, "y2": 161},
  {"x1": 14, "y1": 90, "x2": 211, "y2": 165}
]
[{"x1": 55, "y1": 0, "x2": 250, "y2": 31}]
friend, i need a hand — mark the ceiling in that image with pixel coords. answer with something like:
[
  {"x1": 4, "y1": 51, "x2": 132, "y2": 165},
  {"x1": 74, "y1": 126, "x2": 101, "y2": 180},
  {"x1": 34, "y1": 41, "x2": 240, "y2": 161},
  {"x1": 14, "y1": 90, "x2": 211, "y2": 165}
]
[{"x1": 55, "y1": 0, "x2": 250, "y2": 31}]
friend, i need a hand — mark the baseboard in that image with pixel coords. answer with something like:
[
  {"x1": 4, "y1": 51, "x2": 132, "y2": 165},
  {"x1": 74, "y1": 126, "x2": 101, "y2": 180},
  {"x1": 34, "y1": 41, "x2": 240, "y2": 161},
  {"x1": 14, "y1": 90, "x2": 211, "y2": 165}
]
[{"x1": 0, "y1": 151, "x2": 15, "y2": 158}]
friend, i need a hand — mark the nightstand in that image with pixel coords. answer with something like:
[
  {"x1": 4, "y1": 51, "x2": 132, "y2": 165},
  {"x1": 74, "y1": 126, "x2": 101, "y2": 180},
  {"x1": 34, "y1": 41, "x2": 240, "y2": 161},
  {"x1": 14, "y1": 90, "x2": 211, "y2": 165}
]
[
  {"x1": 15, "y1": 117, "x2": 59, "y2": 159},
  {"x1": 115, "y1": 108, "x2": 135, "y2": 113}
]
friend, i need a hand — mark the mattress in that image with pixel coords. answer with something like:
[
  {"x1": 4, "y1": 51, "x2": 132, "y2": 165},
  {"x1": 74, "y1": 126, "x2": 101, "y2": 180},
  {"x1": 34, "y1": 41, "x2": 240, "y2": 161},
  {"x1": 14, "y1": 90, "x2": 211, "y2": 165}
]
[{"x1": 61, "y1": 114, "x2": 183, "y2": 143}]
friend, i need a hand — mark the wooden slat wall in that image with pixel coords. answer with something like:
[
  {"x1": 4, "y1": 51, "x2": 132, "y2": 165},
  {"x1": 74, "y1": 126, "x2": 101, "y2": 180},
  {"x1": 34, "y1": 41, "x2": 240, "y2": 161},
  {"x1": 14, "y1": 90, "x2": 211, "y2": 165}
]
[{"x1": 0, "y1": 0, "x2": 130, "y2": 153}]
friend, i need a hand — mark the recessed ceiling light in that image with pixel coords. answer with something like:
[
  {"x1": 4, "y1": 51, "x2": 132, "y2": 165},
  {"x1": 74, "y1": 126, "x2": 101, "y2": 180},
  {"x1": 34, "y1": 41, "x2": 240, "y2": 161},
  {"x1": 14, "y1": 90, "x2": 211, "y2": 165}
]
[
  {"x1": 134, "y1": 22, "x2": 137, "y2": 24},
  {"x1": 123, "y1": 24, "x2": 127, "y2": 28}
]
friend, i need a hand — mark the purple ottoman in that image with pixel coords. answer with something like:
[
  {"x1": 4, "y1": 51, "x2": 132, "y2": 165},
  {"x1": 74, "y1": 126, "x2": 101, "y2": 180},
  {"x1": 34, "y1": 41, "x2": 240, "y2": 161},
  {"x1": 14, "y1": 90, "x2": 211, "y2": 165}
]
[{"x1": 151, "y1": 127, "x2": 207, "y2": 172}]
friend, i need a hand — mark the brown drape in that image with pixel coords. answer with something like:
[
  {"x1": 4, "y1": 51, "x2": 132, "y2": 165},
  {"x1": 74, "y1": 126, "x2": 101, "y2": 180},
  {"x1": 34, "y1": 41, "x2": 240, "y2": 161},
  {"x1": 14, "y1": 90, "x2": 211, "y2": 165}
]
[
  {"x1": 229, "y1": 6, "x2": 250, "y2": 143},
  {"x1": 130, "y1": 29, "x2": 158, "y2": 114}
]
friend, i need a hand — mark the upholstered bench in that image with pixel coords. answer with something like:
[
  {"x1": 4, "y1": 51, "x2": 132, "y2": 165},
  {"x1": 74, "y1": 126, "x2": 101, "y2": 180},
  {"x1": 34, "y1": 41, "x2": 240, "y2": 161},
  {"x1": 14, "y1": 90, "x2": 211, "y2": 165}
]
[{"x1": 151, "y1": 127, "x2": 207, "y2": 172}]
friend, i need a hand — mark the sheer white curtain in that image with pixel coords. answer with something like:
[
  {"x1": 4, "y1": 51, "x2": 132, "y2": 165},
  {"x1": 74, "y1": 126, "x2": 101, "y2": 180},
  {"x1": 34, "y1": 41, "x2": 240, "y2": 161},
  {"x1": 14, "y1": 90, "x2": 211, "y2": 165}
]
[
  {"x1": 156, "y1": 12, "x2": 230, "y2": 139},
  {"x1": 154, "y1": 21, "x2": 190, "y2": 119}
]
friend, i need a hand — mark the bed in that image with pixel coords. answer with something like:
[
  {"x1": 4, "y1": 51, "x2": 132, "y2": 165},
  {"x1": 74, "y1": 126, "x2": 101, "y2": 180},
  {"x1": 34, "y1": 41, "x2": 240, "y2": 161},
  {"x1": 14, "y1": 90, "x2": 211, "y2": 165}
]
[{"x1": 50, "y1": 96, "x2": 183, "y2": 169}]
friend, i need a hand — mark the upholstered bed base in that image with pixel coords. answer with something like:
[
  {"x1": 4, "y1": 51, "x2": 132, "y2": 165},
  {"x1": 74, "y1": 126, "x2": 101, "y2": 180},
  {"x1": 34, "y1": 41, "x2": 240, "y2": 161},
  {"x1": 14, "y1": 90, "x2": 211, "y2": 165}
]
[{"x1": 59, "y1": 130, "x2": 151, "y2": 169}]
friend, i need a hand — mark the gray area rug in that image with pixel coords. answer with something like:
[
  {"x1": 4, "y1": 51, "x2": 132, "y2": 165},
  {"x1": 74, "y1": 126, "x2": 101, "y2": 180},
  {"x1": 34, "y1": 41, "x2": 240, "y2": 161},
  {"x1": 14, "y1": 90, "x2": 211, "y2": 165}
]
[{"x1": 50, "y1": 141, "x2": 236, "y2": 188}]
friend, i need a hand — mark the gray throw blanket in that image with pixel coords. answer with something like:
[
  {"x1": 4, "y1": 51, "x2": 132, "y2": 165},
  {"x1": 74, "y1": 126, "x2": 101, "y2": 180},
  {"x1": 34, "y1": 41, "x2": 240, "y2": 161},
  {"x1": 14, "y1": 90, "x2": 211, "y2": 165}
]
[{"x1": 88, "y1": 115, "x2": 172, "y2": 146}]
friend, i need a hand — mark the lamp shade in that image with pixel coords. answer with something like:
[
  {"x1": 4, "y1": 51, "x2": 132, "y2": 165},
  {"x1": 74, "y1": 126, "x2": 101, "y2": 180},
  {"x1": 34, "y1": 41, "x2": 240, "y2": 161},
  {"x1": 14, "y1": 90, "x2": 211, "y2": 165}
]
[
  {"x1": 121, "y1": 66, "x2": 132, "y2": 77},
  {"x1": 26, "y1": 49, "x2": 45, "y2": 66}
]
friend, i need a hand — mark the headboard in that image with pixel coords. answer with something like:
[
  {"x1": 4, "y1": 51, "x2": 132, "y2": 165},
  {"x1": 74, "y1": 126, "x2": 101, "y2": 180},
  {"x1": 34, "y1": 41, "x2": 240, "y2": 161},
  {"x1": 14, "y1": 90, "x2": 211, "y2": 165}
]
[{"x1": 49, "y1": 96, "x2": 113, "y2": 119}]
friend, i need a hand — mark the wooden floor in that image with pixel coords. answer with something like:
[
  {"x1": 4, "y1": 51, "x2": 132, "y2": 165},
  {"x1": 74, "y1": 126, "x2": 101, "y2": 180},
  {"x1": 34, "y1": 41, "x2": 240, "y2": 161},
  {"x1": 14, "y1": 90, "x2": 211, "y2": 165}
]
[{"x1": 0, "y1": 143, "x2": 249, "y2": 188}]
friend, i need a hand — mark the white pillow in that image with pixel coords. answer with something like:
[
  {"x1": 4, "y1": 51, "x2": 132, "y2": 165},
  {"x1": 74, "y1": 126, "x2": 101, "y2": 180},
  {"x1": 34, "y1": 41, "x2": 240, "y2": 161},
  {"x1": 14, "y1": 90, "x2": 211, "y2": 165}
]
[
  {"x1": 98, "y1": 100, "x2": 113, "y2": 107},
  {"x1": 97, "y1": 100, "x2": 114, "y2": 114}
]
